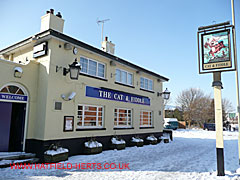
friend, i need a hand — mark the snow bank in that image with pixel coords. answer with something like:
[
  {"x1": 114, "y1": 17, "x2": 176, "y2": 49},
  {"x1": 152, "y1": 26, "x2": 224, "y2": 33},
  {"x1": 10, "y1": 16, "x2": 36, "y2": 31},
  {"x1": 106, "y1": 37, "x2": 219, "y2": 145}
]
[
  {"x1": 111, "y1": 137, "x2": 125, "y2": 145},
  {"x1": 146, "y1": 135, "x2": 157, "y2": 141},
  {"x1": 84, "y1": 141, "x2": 102, "y2": 148},
  {"x1": 131, "y1": 137, "x2": 143, "y2": 142},
  {"x1": 44, "y1": 147, "x2": 69, "y2": 156}
]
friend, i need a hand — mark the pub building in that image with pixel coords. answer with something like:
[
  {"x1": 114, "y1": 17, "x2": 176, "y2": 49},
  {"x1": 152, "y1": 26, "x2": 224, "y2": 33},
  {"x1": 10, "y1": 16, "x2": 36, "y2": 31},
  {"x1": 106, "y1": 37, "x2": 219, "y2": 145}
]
[{"x1": 0, "y1": 10, "x2": 169, "y2": 159}]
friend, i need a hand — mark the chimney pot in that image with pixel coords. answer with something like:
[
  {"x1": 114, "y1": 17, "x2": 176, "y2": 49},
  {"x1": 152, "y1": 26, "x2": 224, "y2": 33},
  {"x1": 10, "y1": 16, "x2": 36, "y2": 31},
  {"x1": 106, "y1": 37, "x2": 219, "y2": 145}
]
[
  {"x1": 56, "y1": 12, "x2": 62, "y2": 18},
  {"x1": 50, "y1": 9, "x2": 54, "y2": 14}
]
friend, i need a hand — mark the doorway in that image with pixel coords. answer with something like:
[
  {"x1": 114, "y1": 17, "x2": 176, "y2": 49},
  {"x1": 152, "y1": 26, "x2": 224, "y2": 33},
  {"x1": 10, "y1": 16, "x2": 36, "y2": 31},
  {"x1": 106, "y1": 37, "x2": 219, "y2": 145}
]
[
  {"x1": 0, "y1": 102, "x2": 26, "y2": 152},
  {"x1": 0, "y1": 84, "x2": 28, "y2": 152}
]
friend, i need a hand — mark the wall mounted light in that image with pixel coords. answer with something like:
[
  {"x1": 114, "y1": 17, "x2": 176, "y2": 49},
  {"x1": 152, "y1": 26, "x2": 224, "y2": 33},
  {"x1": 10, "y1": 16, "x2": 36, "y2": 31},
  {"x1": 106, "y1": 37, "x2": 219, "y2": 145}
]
[
  {"x1": 56, "y1": 59, "x2": 81, "y2": 80},
  {"x1": 61, "y1": 92, "x2": 76, "y2": 101},
  {"x1": 14, "y1": 67, "x2": 23, "y2": 78},
  {"x1": 157, "y1": 88, "x2": 171, "y2": 100},
  {"x1": 110, "y1": 60, "x2": 116, "y2": 66},
  {"x1": 64, "y1": 43, "x2": 72, "y2": 50}
]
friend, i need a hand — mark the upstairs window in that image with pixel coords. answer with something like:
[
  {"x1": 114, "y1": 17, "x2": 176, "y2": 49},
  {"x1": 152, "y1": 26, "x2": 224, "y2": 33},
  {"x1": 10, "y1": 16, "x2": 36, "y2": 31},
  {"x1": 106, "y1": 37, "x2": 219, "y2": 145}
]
[
  {"x1": 80, "y1": 57, "x2": 105, "y2": 78},
  {"x1": 140, "y1": 77, "x2": 153, "y2": 91},
  {"x1": 115, "y1": 69, "x2": 133, "y2": 86}
]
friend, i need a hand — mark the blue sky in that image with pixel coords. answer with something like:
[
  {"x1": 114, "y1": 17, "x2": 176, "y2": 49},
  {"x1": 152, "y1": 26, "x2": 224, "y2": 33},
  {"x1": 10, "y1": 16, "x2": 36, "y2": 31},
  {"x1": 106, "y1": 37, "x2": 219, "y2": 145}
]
[{"x1": 1, "y1": 0, "x2": 240, "y2": 110}]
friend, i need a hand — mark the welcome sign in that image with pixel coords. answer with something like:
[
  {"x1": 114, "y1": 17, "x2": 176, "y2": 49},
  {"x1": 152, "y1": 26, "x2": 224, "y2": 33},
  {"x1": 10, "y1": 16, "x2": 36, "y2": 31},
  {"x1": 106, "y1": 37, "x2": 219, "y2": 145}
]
[
  {"x1": 0, "y1": 93, "x2": 28, "y2": 102},
  {"x1": 86, "y1": 86, "x2": 150, "y2": 106}
]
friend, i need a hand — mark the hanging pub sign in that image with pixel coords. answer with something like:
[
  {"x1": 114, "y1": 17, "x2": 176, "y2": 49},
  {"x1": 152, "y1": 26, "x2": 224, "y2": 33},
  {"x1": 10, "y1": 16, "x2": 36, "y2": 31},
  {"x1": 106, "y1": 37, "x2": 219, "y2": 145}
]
[
  {"x1": 197, "y1": 21, "x2": 236, "y2": 74},
  {"x1": 202, "y1": 30, "x2": 231, "y2": 70}
]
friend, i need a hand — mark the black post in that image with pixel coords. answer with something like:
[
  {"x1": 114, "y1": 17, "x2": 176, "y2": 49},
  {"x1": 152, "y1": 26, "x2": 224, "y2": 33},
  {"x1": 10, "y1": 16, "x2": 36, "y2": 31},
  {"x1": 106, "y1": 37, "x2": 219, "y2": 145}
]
[{"x1": 216, "y1": 148, "x2": 225, "y2": 176}]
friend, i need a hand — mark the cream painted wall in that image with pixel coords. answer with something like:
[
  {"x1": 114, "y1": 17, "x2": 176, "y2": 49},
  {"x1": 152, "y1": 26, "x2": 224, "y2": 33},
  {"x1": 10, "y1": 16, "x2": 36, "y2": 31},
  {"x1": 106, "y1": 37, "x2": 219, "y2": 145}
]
[
  {"x1": 0, "y1": 59, "x2": 39, "y2": 139},
  {"x1": 42, "y1": 38, "x2": 165, "y2": 140},
  {"x1": 0, "y1": 36, "x2": 165, "y2": 142}
]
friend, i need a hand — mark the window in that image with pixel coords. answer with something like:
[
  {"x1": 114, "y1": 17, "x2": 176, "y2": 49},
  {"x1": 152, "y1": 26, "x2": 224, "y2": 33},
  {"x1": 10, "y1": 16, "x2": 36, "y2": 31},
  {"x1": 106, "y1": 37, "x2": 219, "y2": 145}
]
[
  {"x1": 115, "y1": 69, "x2": 133, "y2": 86},
  {"x1": 140, "y1": 77, "x2": 153, "y2": 91},
  {"x1": 0, "y1": 85, "x2": 25, "y2": 95},
  {"x1": 80, "y1": 57, "x2": 105, "y2": 78},
  {"x1": 140, "y1": 110, "x2": 152, "y2": 127},
  {"x1": 114, "y1": 108, "x2": 132, "y2": 127},
  {"x1": 77, "y1": 105, "x2": 103, "y2": 128}
]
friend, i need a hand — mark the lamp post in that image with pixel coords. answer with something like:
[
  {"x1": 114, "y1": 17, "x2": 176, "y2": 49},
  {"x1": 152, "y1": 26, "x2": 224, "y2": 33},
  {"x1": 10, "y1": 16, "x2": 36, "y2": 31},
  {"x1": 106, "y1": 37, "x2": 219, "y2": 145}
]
[
  {"x1": 63, "y1": 59, "x2": 81, "y2": 80},
  {"x1": 231, "y1": 0, "x2": 240, "y2": 165}
]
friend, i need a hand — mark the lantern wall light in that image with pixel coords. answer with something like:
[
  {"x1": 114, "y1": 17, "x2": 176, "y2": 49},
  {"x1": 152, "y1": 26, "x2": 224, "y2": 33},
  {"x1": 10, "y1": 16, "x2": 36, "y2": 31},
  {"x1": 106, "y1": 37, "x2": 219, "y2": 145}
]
[
  {"x1": 157, "y1": 88, "x2": 171, "y2": 100},
  {"x1": 56, "y1": 58, "x2": 81, "y2": 80}
]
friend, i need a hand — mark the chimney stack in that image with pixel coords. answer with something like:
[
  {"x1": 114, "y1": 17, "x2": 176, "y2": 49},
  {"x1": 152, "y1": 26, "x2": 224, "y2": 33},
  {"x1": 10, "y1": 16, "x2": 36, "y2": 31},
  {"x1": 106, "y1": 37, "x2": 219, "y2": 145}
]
[
  {"x1": 102, "y1": 36, "x2": 115, "y2": 55},
  {"x1": 40, "y1": 9, "x2": 64, "y2": 33}
]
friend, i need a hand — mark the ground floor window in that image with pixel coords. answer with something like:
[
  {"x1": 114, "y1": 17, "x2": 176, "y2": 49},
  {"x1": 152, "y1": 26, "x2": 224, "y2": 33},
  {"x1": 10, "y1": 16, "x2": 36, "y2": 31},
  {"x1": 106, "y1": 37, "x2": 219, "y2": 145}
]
[
  {"x1": 140, "y1": 110, "x2": 152, "y2": 127},
  {"x1": 114, "y1": 108, "x2": 132, "y2": 127},
  {"x1": 77, "y1": 105, "x2": 103, "y2": 128}
]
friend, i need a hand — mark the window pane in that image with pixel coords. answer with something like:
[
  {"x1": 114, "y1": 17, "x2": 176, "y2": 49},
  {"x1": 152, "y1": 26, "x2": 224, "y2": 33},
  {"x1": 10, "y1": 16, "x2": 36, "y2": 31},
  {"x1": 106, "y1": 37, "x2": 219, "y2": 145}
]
[
  {"x1": 98, "y1": 64, "x2": 105, "y2": 77},
  {"x1": 149, "y1": 80, "x2": 153, "y2": 90},
  {"x1": 128, "y1": 73, "x2": 133, "y2": 85},
  {"x1": 144, "y1": 79, "x2": 148, "y2": 89},
  {"x1": 16, "y1": 89, "x2": 24, "y2": 95},
  {"x1": 88, "y1": 60, "x2": 97, "y2": 76},
  {"x1": 116, "y1": 69, "x2": 121, "y2": 82},
  {"x1": 0, "y1": 87, "x2": 8, "y2": 93},
  {"x1": 140, "y1": 77, "x2": 144, "y2": 88},
  {"x1": 80, "y1": 57, "x2": 88, "y2": 73},
  {"x1": 8, "y1": 86, "x2": 18, "y2": 94},
  {"x1": 122, "y1": 71, "x2": 127, "y2": 84}
]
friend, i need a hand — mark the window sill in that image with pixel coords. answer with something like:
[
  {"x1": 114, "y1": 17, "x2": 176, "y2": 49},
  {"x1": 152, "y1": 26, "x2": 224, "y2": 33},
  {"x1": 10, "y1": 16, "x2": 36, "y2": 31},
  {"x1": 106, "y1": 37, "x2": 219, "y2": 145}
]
[
  {"x1": 80, "y1": 73, "x2": 108, "y2": 81},
  {"x1": 140, "y1": 88, "x2": 155, "y2": 93},
  {"x1": 115, "y1": 82, "x2": 135, "y2": 88},
  {"x1": 139, "y1": 126, "x2": 154, "y2": 129},
  {"x1": 76, "y1": 128, "x2": 106, "y2": 131},
  {"x1": 114, "y1": 127, "x2": 134, "y2": 130}
]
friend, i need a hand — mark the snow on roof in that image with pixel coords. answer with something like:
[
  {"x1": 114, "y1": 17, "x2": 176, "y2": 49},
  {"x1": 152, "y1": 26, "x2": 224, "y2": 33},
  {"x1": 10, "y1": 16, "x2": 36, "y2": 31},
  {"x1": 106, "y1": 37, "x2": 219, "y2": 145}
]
[
  {"x1": 164, "y1": 118, "x2": 178, "y2": 122},
  {"x1": 164, "y1": 105, "x2": 181, "y2": 111}
]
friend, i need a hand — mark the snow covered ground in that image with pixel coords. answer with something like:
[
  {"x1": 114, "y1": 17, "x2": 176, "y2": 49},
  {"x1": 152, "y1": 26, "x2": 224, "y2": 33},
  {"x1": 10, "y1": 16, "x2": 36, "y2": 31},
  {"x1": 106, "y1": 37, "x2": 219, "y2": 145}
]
[{"x1": 1, "y1": 129, "x2": 240, "y2": 180}]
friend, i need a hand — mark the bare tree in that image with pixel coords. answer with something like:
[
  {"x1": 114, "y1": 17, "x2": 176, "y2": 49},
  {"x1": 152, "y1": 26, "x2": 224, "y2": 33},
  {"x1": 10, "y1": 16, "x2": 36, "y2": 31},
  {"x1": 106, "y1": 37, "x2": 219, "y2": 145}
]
[
  {"x1": 176, "y1": 87, "x2": 234, "y2": 128},
  {"x1": 176, "y1": 88, "x2": 206, "y2": 127}
]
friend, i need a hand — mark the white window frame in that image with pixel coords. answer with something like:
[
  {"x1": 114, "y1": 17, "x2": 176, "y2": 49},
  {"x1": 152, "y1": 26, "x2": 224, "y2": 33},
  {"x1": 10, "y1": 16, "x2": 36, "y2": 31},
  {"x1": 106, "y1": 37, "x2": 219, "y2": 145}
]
[
  {"x1": 114, "y1": 108, "x2": 132, "y2": 128},
  {"x1": 140, "y1": 110, "x2": 153, "y2": 127},
  {"x1": 77, "y1": 104, "x2": 104, "y2": 128},
  {"x1": 80, "y1": 56, "x2": 106, "y2": 79},
  {"x1": 115, "y1": 68, "x2": 133, "y2": 86},
  {"x1": 140, "y1": 77, "x2": 153, "y2": 91}
]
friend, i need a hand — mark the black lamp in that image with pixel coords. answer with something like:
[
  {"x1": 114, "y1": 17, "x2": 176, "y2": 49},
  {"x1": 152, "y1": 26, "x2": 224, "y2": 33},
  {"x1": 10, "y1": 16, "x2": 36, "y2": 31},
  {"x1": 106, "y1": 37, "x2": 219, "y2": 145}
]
[
  {"x1": 63, "y1": 59, "x2": 81, "y2": 80},
  {"x1": 158, "y1": 88, "x2": 171, "y2": 100}
]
